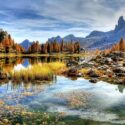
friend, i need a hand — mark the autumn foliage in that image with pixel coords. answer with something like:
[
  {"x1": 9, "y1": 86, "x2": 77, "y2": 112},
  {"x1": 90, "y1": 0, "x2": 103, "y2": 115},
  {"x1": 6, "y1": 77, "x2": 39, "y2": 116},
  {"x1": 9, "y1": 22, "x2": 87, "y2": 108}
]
[
  {"x1": 0, "y1": 29, "x2": 81, "y2": 54},
  {"x1": 0, "y1": 30, "x2": 25, "y2": 53},
  {"x1": 103, "y1": 38, "x2": 125, "y2": 55},
  {"x1": 28, "y1": 40, "x2": 80, "y2": 54}
]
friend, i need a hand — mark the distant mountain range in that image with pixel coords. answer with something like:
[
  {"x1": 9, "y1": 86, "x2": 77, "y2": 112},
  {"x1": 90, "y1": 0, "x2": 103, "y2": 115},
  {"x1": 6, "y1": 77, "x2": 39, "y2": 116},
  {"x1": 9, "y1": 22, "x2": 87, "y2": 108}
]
[
  {"x1": 20, "y1": 16, "x2": 125, "y2": 50},
  {"x1": 20, "y1": 39, "x2": 32, "y2": 51},
  {"x1": 48, "y1": 16, "x2": 125, "y2": 49}
]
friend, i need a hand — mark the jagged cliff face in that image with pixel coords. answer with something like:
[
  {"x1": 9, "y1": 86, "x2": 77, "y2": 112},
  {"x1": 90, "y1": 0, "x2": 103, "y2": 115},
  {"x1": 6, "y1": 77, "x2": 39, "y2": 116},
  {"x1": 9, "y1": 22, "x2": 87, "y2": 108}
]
[
  {"x1": 48, "y1": 16, "x2": 125, "y2": 49},
  {"x1": 114, "y1": 16, "x2": 125, "y2": 32},
  {"x1": 83, "y1": 16, "x2": 125, "y2": 49}
]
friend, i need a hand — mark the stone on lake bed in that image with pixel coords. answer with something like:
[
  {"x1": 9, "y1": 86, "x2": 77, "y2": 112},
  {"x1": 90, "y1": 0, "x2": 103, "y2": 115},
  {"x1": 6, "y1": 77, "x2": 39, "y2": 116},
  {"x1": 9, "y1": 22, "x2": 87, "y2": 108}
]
[
  {"x1": 89, "y1": 78, "x2": 98, "y2": 83},
  {"x1": 55, "y1": 90, "x2": 90, "y2": 108}
]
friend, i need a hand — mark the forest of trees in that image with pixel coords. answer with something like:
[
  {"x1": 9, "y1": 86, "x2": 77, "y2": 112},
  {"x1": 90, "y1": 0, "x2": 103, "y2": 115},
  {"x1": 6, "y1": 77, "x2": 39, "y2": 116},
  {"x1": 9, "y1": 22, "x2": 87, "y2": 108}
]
[
  {"x1": 28, "y1": 40, "x2": 80, "y2": 54},
  {"x1": 0, "y1": 30, "x2": 25, "y2": 53},
  {"x1": 2, "y1": 29, "x2": 125, "y2": 55},
  {"x1": 0, "y1": 29, "x2": 80, "y2": 54},
  {"x1": 111, "y1": 38, "x2": 125, "y2": 52}
]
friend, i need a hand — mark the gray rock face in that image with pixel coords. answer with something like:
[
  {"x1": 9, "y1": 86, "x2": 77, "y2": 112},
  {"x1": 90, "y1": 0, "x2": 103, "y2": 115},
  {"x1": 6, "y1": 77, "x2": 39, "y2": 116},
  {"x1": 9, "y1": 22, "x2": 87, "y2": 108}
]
[
  {"x1": 49, "y1": 16, "x2": 125, "y2": 49},
  {"x1": 87, "y1": 16, "x2": 125, "y2": 49},
  {"x1": 115, "y1": 16, "x2": 125, "y2": 32}
]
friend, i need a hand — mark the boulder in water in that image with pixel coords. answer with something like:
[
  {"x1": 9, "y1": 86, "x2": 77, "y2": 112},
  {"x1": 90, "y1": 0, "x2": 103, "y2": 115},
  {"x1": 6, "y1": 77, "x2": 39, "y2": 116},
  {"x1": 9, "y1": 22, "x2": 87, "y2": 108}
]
[
  {"x1": 89, "y1": 78, "x2": 98, "y2": 83},
  {"x1": 67, "y1": 68, "x2": 78, "y2": 77}
]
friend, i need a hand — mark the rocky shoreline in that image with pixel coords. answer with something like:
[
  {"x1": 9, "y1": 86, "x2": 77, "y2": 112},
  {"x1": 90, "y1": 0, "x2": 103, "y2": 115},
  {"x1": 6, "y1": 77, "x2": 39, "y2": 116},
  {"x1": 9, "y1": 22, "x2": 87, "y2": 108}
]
[
  {"x1": 0, "y1": 51, "x2": 125, "y2": 85},
  {"x1": 67, "y1": 51, "x2": 125, "y2": 84}
]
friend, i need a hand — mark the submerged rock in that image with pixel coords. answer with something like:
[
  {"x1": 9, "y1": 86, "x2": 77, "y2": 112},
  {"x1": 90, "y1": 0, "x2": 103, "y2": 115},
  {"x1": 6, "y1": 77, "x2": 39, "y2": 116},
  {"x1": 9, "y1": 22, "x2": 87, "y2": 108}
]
[
  {"x1": 89, "y1": 78, "x2": 98, "y2": 83},
  {"x1": 55, "y1": 90, "x2": 90, "y2": 108}
]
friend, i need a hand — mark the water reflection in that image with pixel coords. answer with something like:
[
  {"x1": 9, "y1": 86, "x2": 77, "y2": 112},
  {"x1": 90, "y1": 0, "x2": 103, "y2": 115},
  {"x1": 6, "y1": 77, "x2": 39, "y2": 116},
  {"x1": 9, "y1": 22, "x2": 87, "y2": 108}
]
[
  {"x1": 0, "y1": 56, "x2": 80, "y2": 72},
  {"x1": 118, "y1": 85, "x2": 125, "y2": 93},
  {"x1": 22, "y1": 59, "x2": 30, "y2": 67},
  {"x1": 0, "y1": 76, "x2": 125, "y2": 124},
  {"x1": 0, "y1": 56, "x2": 125, "y2": 124}
]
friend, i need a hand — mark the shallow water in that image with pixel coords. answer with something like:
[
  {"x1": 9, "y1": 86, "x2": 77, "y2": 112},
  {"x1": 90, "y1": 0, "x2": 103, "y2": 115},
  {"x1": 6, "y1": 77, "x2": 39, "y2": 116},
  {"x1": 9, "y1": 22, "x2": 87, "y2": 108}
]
[
  {"x1": 0, "y1": 57, "x2": 125, "y2": 124},
  {"x1": 0, "y1": 76, "x2": 125, "y2": 124}
]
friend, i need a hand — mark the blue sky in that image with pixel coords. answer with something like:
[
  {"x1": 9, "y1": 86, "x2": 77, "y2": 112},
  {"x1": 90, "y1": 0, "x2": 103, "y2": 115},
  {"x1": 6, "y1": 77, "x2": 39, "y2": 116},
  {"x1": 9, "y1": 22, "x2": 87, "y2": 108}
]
[{"x1": 0, "y1": 0, "x2": 125, "y2": 43}]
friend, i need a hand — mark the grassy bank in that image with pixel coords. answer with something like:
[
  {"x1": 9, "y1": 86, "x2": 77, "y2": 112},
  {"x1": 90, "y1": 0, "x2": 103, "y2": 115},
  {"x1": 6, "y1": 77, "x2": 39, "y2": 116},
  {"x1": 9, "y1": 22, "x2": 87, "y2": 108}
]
[{"x1": 10, "y1": 62, "x2": 66, "y2": 82}]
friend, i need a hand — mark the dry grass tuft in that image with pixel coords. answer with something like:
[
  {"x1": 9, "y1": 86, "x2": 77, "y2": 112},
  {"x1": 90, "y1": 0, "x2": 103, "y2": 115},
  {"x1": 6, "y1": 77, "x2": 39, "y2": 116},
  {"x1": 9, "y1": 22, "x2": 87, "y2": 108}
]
[{"x1": 10, "y1": 62, "x2": 66, "y2": 82}]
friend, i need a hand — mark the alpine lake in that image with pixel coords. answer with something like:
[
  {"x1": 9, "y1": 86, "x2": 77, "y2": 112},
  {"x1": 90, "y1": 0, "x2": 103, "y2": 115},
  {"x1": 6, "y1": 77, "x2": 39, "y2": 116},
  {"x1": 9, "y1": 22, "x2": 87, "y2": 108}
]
[{"x1": 0, "y1": 56, "x2": 125, "y2": 125}]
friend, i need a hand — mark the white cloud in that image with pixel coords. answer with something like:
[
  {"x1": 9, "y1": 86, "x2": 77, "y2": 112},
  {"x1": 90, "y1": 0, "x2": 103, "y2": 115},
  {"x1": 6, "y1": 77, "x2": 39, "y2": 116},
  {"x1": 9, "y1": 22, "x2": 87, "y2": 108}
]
[{"x1": 0, "y1": 0, "x2": 125, "y2": 43}]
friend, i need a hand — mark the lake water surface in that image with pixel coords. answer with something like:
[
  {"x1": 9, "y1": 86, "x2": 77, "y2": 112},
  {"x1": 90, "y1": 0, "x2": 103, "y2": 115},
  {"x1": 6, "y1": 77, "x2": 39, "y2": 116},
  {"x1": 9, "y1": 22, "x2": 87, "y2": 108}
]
[{"x1": 0, "y1": 57, "x2": 125, "y2": 125}]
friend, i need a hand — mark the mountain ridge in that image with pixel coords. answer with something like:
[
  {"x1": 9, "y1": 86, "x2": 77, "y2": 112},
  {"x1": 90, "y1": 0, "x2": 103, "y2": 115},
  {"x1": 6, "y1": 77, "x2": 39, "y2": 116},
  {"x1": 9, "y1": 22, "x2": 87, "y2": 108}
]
[
  {"x1": 20, "y1": 39, "x2": 32, "y2": 51},
  {"x1": 48, "y1": 16, "x2": 125, "y2": 49}
]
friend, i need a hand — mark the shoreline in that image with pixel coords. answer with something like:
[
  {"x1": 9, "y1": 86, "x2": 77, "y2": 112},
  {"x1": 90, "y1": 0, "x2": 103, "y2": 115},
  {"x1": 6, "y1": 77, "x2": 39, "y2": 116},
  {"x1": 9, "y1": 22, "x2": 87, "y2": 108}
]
[
  {"x1": 1, "y1": 51, "x2": 125, "y2": 85},
  {"x1": 0, "y1": 53, "x2": 86, "y2": 57},
  {"x1": 66, "y1": 51, "x2": 125, "y2": 85}
]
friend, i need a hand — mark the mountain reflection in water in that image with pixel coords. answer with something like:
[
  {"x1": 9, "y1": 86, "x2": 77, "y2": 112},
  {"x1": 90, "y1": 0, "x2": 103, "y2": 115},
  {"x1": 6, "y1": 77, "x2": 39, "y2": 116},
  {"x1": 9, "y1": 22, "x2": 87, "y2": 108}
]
[{"x1": 0, "y1": 57, "x2": 125, "y2": 124}]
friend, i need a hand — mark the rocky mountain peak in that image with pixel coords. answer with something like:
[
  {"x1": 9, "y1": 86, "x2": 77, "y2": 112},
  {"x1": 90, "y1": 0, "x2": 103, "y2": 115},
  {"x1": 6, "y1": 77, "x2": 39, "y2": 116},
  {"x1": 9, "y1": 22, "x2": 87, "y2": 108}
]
[
  {"x1": 118, "y1": 16, "x2": 124, "y2": 23},
  {"x1": 115, "y1": 16, "x2": 125, "y2": 32},
  {"x1": 20, "y1": 39, "x2": 32, "y2": 51}
]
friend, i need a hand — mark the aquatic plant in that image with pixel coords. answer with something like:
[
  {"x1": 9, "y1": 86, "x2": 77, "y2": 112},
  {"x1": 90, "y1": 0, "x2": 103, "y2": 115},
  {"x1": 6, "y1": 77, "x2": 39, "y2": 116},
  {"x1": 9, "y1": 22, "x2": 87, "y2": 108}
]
[
  {"x1": 10, "y1": 62, "x2": 66, "y2": 82},
  {"x1": 47, "y1": 62, "x2": 66, "y2": 74},
  {"x1": 79, "y1": 68, "x2": 89, "y2": 75}
]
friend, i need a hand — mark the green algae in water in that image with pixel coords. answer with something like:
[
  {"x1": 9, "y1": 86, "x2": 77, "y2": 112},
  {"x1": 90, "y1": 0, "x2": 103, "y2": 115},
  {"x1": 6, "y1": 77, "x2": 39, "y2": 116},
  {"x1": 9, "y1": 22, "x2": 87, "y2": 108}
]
[{"x1": 0, "y1": 111, "x2": 61, "y2": 125}]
